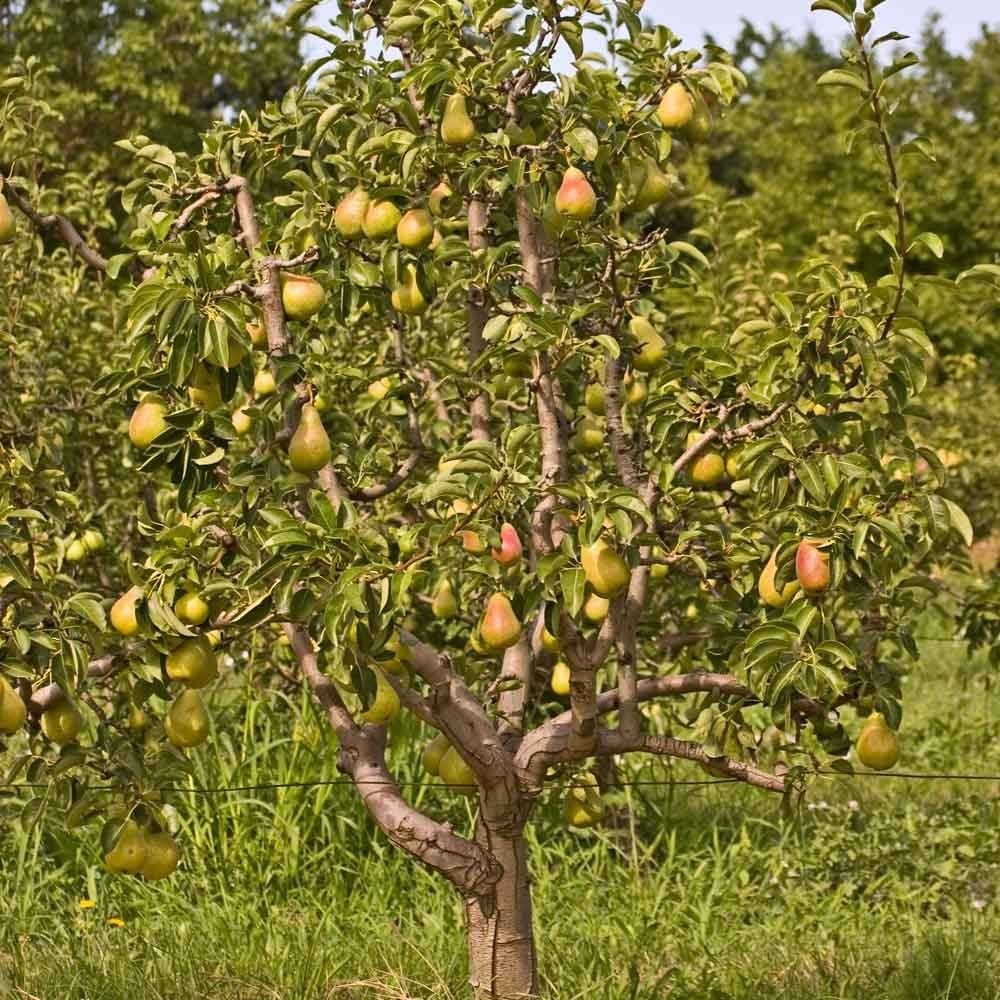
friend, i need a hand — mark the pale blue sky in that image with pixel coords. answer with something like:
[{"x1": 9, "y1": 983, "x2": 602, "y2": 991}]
[{"x1": 309, "y1": 1, "x2": 994, "y2": 52}]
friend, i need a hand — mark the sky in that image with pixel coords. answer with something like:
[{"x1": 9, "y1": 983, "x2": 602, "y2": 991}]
[{"x1": 309, "y1": 1, "x2": 994, "y2": 53}]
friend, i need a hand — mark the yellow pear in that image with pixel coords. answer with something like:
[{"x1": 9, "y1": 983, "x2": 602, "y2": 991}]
[
  {"x1": 563, "y1": 774, "x2": 604, "y2": 827},
  {"x1": 657, "y1": 82, "x2": 694, "y2": 129},
  {"x1": 0, "y1": 192, "x2": 16, "y2": 243},
  {"x1": 165, "y1": 689, "x2": 210, "y2": 748},
  {"x1": 232, "y1": 407, "x2": 252, "y2": 435},
  {"x1": 554, "y1": 166, "x2": 596, "y2": 220},
  {"x1": 391, "y1": 263, "x2": 429, "y2": 315},
  {"x1": 254, "y1": 369, "x2": 277, "y2": 397},
  {"x1": 428, "y1": 180, "x2": 456, "y2": 217},
  {"x1": 440, "y1": 93, "x2": 476, "y2": 146},
  {"x1": 165, "y1": 636, "x2": 218, "y2": 689},
  {"x1": 41, "y1": 701, "x2": 83, "y2": 745},
  {"x1": 110, "y1": 585, "x2": 143, "y2": 636},
  {"x1": 82, "y1": 529, "x2": 104, "y2": 553},
  {"x1": 581, "y1": 538, "x2": 630, "y2": 597},
  {"x1": 625, "y1": 376, "x2": 647, "y2": 406},
  {"x1": 550, "y1": 661, "x2": 571, "y2": 697},
  {"x1": 583, "y1": 593, "x2": 610, "y2": 624},
  {"x1": 0, "y1": 677, "x2": 26, "y2": 735},
  {"x1": 629, "y1": 316, "x2": 666, "y2": 372},
  {"x1": 758, "y1": 549, "x2": 800, "y2": 609},
  {"x1": 856, "y1": 712, "x2": 899, "y2": 770},
  {"x1": 334, "y1": 187, "x2": 370, "y2": 238},
  {"x1": 246, "y1": 321, "x2": 267, "y2": 349},
  {"x1": 431, "y1": 578, "x2": 459, "y2": 620},
  {"x1": 128, "y1": 393, "x2": 168, "y2": 448},
  {"x1": 360, "y1": 670, "x2": 400, "y2": 725},
  {"x1": 421, "y1": 732, "x2": 451, "y2": 775},
  {"x1": 540, "y1": 626, "x2": 560, "y2": 653},
  {"x1": 397, "y1": 208, "x2": 435, "y2": 250},
  {"x1": 65, "y1": 538, "x2": 87, "y2": 563},
  {"x1": 288, "y1": 403, "x2": 331, "y2": 473},
  {"x1": 690, "y1": 452, "x2": 726, "y2": 487},
  {"x1": 368, "y1": 377, "x2": 392, "y2": 400},
  {"x1": 128, "y1": 704, "x2": 149, "y2": 731},
  {"x1": 187, "y1": 364, "x2": 222, "y2": 410},
  {"x1": 140, "y1": 831, "x2": 180, "y2": 880},
  {"x1": 480, "y1": 593, "x2": 521, "y2": 651},
  {"x1": 174, "y1": 591, "x2": 210, "y2": 626},
  {"x1": 362, "y1": 200, "x2": 402, "y2": 239},
  {"x1": 438, "y1": 745, "x2": 477, "y2": 794},
  {"x1": 281, "y1": 273, "x2": 326, "y2": 321},
  {"x1": 103, "y1": 819, "x2": 147, "y2": 875}
]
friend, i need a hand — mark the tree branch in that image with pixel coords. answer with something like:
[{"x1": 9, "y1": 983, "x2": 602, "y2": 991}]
[{"x1": 4, "y1": 183, "x2": 108, "y2": 271}]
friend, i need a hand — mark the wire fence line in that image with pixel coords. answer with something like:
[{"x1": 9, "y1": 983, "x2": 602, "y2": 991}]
[{"x1": 2, "y1": 769, "x2": 1000, "y2": 796}]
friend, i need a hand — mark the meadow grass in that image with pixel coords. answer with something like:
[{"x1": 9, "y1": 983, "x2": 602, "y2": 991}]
[{"x1": 2, "y1": 632, "x2": 999, "y2": 999}]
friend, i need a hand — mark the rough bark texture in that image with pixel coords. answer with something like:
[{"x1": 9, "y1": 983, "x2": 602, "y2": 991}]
[{"x1": 467, "y1": 821, "x2": 538, "y2": 1000}]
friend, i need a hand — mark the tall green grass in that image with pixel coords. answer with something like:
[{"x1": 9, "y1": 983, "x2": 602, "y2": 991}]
[{"x1": 2, "y1": 636, "x2": 998, "y2": 999}]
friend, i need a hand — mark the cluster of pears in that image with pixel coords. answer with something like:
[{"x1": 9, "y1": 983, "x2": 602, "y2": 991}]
[
  {"x1": 102, "y1": 813, "x2": 179, "y2": 881},
  {"x1": 422, "y1": 731, "x2": 476, "y2": 794},
  {"x1": 855, "y1": 712, "x2": 899, "y2": 770},
  {"x1": 563, "y1": 773, "x2": 604, "y2": 828},
  {"x1": 758, "y1": 539, "x2": 831, "y2": 608},
  {"x1": 64, "y1": 529, "x2": 105, "y2": 564},
  {"x1": 109, "y1": 585, "x2": 214, "y2": 749},
  {"x1": 575, "y1": 317, "x2": 666, "y2": 455},
  {"x1": 0, "y1": 191, "x2": 15, "y2": 243},
  {"x1": 1, "y1": 670, "x2": 83, "y2": 745}
]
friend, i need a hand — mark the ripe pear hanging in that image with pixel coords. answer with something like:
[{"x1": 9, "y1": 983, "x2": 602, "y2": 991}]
[
  {"x1": 140, "y1": 831, "x2": 180, "y2": 880},
  {"x1": 554, "y1": 166, "x2": 596, "y2": 220},
  {"x1": 165, "y1": 636, "x2": 218, "y2": 688},
  {"x1": 480, "y1": 593, "x2": 521, "y2": 650},
  {"x1": 391, "y1": 263, "x2": 429, "y2": 315},
  {"x1": 632, "y1": 157, "x2": 673, "y2": 210},
  {"x1": 288, "y1": 404, "x2": 332, "y2": 474},
  {"x1": 581, "y1": 538, "x2": 630, "y2": 597},
  {"x1": 440, "y1": 93, "x2": 476, "y2": 146},
  {"x1": 363, "y1": 200, "x2": 402, "y2": 239},
  {"x1": 334, "y1": 187, "x2": 370, "y2": 238},
  {"x1": 550, "y1": 661, "x2": 571, "y2": 697},
  {"x1": 360, "y1": 670, "x2": 400, "y2": 725},
  {"x1": 165, "y1": 689, "x2": 210, "y2": 748},
  {"x1": 128, "y1": 394, "x2": 168, "y2": 448},
  {"x1": 795, "y1": 539, "x2": 831, "y2": 594},
  {"x1": 397, "y1": 208, "x2": 435, "y2": 250},
  {"x1": 0, "y1": 192, "x2": 15, "y2": 243},
  {"x1": 110, "y1": 585, "x2": 143, "y2": 636},
  {"x1": 438, "y1": 745, "x2": 477, "y2": 793},
  {"x1": 281, "y1": 273, "x2": 326, "y2": 321},
  {"x1": 422, "y1": 732, "x2": 451, "y2": 775},
  {"x1": 657, "y1": 82, "x2": 694, "y2": 129},
  {"x1": 431, "y1": 578, "x2": 459, "y2": 619},
  {"x1": 41, "y1": 701, "x2": 83, "y2": 745},
  {"x1": 0, "y1": 677, "x2": 26, "y2": 735},
  {"x1": 103, "y1": 819, "x2": 147, "y2": 875},
  {"x1": 856, "y1": 712, "x2": 899, "y2": 770},
  {"x1": 757, "y1": 549, "x2": 800, "y2": 609},
  {"x1": 491, "y1": 523, "x2": 523, "y2": 566},
  {"x1": 629, "y1": 316, "x2": 666, "y2": 372}
]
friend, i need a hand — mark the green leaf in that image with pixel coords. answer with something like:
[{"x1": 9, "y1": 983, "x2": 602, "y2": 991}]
[
  {"x1": 942, "y1": 499, "x2": 973, "y2": 547},
  {"x1": 564, "y1": 127, "x2": 599, "y2": 163},
  {"x1": 810, "y1": 0, "x2": 855, "y2": 21},
  {"x1": 560, "y1": 568, "x2": 586, "y2": 618},
  {"x1": 816, "y1": 69, "x2": 868, "y2": 92}
]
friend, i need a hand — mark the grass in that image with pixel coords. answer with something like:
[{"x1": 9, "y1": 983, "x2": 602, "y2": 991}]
[{"x1": 2, "y1": 631, "x2": 999, "y2": 999}]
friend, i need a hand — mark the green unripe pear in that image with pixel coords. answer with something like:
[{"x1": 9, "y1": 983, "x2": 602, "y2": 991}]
[
  {"x1": 584, "y1": 383, "x2": 606, "y2": 416},
  {"x1": 422, "y1": 732, "x2": 451, "y2": 775},
  {"x1": 657, "y1": 82, "x2": 694, "y2": 129},
  {"x1": 391, "y1": 264, "x2": 429, "y2": 315},
  {"x1": 82, "y1": 529, "x2": 105, "y2": 553},
  {"x1": 397, "y1": 208, "x2": 435, "y2": 250},
  {"x1": 110, "y1": 586, "x2": 143, "y2": 636},
  {"x1": 65, "y1": 538, "x2": 87, "y2": 562},
  {"x1": 188, "y1": 364, "x2": 222, "y2": 410},
  {"x1": 281, "y1": 273, "x2": 326, "y2": 321},
  {"x1": 629, "y1": 316, "x2": 666, "y2": 372},
  {"x1": 232, "y1": 407, "x2": 252, "y2": 435},
  {"x1": 140, "y1": 831, "x2": 179, "y2": 880},
  {"x1": 438, "y1": 745, "x2": 477, "y2": 793},
  {"x1": 431, "y1": 578, "x2": 459, "y2": 620},
  {"x1": 103, "y1": 819, "x2": 147, "y2": 875},
  {"x1": 690, "y1": 451, "x2": 726, "y2": 487},
  {"x1": 254, "y1": 369, "x2": 277, "y2": 397},
  {"x1": 128, "y1": 393, "x2": 168, "y2": 449},
  {"x1": 563, "y1": 774, "x2": 604, "y2": 827},
  {"x1": 288, "y1": 403, "x2": 332, "y2": 473},
  {"x1": 574, "y1": 417, "x2": 604, "y2": 454},
  {"x1": 440, "y1": 93, "x2": 476, "y2": 146},
  {"x1": 631, "y1": 157, "x2": 673, "y2": 210},
  {"x1": 174, "y1": 591, "x2": 210, "y2": 626},
  {"x1": 165, "y1": 636, "x2": 217, "y2": 689},
  {"x1": 480, "y1": 593, "x2": 521, "y2": 650},
  {"x1": 165, "y1": 689, "x2": 210, "y2": 748},
  {"x1": 758, "y1": 549, "x2": 800, "y2": 609},
  {"x1": 428, "y1": 181, "x2": 457, "y2": 217},
  {"x1": 334, "y1": 187, "x2": 370, "y2": 238},
  {"x1": 246, "y1": 321, "x2": 267, "y2": 349},
  {"x1": 554, "y1": 166, "x2": 596, "y2": 220},
  {"x1": 0, "y1": 193, "x2": 15, "y2": 243},
  {"x1": 0, "y1": 677, "x2": 26, "y2": 735},
  {"x1": 41, "y1": 701, "x2": 83, "y2": 745},
  {"x1": 360, "y1": 670, "x2": 400, "y2": 725},
  {"x1": 683, "y1": 104, "x2": 712, "y2": 144},
  {"x1": 362, "y1": 200, "x2": 402, "y2": 239}
]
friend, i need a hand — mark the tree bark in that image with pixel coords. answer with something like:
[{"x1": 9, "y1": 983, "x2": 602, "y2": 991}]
[{"x1": 466, "y1": 821, "x2": 538, "y2": 1000}]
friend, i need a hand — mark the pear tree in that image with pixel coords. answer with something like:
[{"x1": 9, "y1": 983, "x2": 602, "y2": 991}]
[{"x1": 0, "y1": 1, "x2": 976, "y2": 997}]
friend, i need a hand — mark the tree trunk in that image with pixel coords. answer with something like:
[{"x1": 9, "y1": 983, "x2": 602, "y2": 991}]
[{"x1": 466, "y1": 821, "x2": 538, "y2": 1000}]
